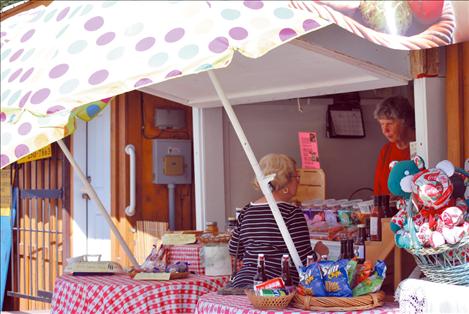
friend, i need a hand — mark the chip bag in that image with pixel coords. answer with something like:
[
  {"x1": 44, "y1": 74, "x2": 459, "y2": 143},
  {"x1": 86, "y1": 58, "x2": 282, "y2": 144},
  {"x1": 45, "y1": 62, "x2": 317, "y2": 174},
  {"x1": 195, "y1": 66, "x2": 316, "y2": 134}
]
[
  {"x1": 352, "y1": 260, "x2": 387, "y2": 296},
  {"x1": 298, "y1": 262, "x2": 327, "y2": 296},
  {"x1": 320, "y1": 259, "x2": 352, "y2": 297}
]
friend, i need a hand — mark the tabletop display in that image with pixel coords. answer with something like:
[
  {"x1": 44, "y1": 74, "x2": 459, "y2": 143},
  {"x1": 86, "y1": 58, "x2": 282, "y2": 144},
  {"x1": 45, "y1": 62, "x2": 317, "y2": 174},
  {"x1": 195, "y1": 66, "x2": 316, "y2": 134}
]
[
  {"x1": 51, "y1": 273, "x2": 228, "y2": 314},
  {"x1": 195, "y1": 292, "x2": 399, "y2": 314}
]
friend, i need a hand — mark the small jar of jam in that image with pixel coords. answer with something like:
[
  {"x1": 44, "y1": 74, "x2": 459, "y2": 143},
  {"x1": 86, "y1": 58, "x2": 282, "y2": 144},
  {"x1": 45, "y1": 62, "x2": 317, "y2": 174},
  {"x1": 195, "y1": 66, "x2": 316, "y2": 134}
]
[{"x1": 205, "y1": 221, "x2": 219, "y2": 235}]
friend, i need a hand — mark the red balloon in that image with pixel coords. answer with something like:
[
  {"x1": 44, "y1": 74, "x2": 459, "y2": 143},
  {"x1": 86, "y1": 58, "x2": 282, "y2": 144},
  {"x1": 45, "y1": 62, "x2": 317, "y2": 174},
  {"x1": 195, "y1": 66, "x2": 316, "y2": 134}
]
[{"x1": 408, "y1": 0, "x2": 444, "y2": 25}]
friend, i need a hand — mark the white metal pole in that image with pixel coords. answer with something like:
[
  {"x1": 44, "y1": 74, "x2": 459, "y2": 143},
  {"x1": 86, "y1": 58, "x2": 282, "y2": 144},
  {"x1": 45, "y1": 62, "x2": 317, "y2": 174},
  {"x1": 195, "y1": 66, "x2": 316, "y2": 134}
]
[
  {"x1": 207, "y1": 70, "x2": 303, "y2": 272},
  {"x1": 57, "y1": 139, "x2": 139, "y2": 268}
]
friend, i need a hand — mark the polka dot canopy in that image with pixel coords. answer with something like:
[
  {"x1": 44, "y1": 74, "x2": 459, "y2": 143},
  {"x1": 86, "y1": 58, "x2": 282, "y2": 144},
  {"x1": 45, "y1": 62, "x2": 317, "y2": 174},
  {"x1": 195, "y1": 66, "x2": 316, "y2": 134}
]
[{"x1": 0, "y1": 1, "x2": 330, "y2": 168}]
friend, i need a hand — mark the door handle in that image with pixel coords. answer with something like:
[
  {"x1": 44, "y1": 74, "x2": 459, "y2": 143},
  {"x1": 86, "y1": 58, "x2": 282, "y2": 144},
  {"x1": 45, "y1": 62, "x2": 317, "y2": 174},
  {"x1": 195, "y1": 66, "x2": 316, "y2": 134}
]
[{"x1": 125, "y1": 144, "x2": 136, "y2": 216}]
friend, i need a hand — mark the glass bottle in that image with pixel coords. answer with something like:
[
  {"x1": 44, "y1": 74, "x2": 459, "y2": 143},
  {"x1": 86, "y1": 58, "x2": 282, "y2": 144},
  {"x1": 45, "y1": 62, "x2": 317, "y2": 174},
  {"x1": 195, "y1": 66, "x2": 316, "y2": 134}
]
[
  {"x1": 281, "y1": 254, "x2": 293, "y2": 287},
  {"x1": 370, "y1": 196, "x2": 382, "y2": 241},
  {"x1": 346, "y1": 239, "x2": 355, "y2": 260},
  {"x1": 381, "y1": 195, "x2": 390, "y2": 218},
  {"x1": 339, "y1": 239, "x2": 347, "y2": 260},
  {"x1": 253, "y1": 254, "x2": 266, "y2": 287},
  {"x1": 356, "y1": 224, "x2": 366, "y2": 264}
]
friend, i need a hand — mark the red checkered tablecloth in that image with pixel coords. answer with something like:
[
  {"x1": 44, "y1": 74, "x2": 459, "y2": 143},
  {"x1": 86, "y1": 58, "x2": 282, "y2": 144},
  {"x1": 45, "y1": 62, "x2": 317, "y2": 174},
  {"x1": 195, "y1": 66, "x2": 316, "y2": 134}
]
[
  {"x1": 51, "y1": 274, "x2": 229, "y2": 314},
  {"x1": 167, "y1": 244, "x2": 205, "y2": 274},
  {"x1": 195, "y1": 292, "x2": 400, "y2": 314}
]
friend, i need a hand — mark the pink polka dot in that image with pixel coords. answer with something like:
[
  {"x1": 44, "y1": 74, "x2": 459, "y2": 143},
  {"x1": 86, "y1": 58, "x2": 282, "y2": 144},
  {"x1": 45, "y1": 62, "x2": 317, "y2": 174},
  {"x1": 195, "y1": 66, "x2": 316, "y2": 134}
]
[
  {"x1": 9, "y1": 49, "x2": 24, "y2": 62},
  {"x1": 165, "y1": 70, "x2": 182, "y2": 78},
  {"x1": 208, "y1": 37, "x2": 229, "y2": 53},
  {"x1": 15, "y1": 144, "x2": 29, "y2": 158},
  {"x1": 279, "y1": 28, "x2": 297, "y2": 42},
  {"x1": 135, "y1": 37, "x2": 155, "y2": 51},
  {"x1": 84, "y1": 16, "x2": 104, "y2": 31},
  {"x1": 21, "y1": 29, "x2": 35, "y2": 42},
  {"x1": 49, "y1": 64, "x2": 69, "y2": 78},
  {"x1": 88, "y1": 69, "x2": 109, "y2": 85},
  {"x1": 0, "y1": 112, "x2": 6, "y2": 122},
  {"x1": 243, "y1": 0, "x2": 263, "y2": 9},
  {"x1": 18, "y1": 122, "x2": 32, "y2": 135},
  {"x1": 8, "y1": 68, "x2": 22, "y2": 82},
  {"x1": 96, "y1": 32, "x2": 115, "y2": 46},
  {"x1": 19, "y1": 91, "x2": 31, "y2": 108},
  {"x1": 30, "y1": 88, "x2": 50, "y2": 104},
  {"x1": 46, "y1": 105, "x2": 65, "y2": 114},
  {"x1": 56, "y1": 7, "x2": 70, "y2": 21},
  {"x1": 134, "y1": 78, "x2": 153, "y2": 88},
  {"x1": 165, "y1": 28, "x2": 185, "y2": 43},
  {"x1": 1, "y1": 155, "x2": 9, "y2": 168},
  {"x1": 229, "y1": 27, "x2": 248, "y2": 40},
  {"x1": 20, "y1": 68, "x2": 34, "y2": 82},
  {"x1": 303, "y1": 19, "x2": 320, "y2": 31}
]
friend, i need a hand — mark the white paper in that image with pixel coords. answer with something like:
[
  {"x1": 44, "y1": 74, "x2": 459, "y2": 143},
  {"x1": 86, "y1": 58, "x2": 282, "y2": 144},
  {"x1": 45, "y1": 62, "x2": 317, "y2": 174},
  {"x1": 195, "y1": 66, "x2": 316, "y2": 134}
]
[{"x1": 203, "y1": 244, "x2": 232, "y2": 276}]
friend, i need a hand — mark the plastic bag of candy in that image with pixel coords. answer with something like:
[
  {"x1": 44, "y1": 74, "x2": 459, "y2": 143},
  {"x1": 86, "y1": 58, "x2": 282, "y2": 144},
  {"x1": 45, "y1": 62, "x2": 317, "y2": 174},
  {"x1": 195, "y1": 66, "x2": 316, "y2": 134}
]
[{"x1": 352, "y1": 260, "x2": 386, "y2": 296}]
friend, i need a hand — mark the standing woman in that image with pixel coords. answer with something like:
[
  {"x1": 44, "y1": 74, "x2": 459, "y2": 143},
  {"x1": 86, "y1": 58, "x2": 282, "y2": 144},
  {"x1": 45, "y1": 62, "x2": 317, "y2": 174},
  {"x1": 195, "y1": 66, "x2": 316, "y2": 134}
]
[
  {"x1": 373, "y1": 96, "x2": 416, "y2": 196},
  {"x1": 228, "y1": 153, "x2": 313, "y2": 288}
]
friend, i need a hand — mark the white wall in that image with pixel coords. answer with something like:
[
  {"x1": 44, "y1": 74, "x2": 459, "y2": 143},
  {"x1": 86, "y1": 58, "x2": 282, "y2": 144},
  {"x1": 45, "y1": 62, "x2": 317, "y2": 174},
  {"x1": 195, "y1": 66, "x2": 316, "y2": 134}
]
[{"x1": 222, "y1": 98, "x2": 388, "y2": 216}]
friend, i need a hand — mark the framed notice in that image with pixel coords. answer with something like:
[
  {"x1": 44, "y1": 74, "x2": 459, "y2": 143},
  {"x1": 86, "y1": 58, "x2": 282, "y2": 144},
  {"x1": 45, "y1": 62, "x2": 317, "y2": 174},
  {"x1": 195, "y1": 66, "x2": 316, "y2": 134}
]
[
  {"x1": 298, "y1": 132, "x2": 320, "y2": 169},
  {"x1": 326, "y1": 103, "x2": 365, "y2": 138}
]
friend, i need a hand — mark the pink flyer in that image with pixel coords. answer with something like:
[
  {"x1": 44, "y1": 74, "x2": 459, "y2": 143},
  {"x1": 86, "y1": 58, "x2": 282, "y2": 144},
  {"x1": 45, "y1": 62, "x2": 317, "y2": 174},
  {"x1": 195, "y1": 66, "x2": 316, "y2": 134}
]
[{"x1": 298, "y1": 132, "x2": 320, "y2": 169}]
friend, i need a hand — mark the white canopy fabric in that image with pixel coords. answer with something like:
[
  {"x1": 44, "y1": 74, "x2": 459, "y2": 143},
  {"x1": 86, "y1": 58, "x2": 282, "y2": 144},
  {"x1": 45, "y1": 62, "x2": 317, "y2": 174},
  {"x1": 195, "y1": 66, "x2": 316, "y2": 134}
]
[{"x1": 0, "y1": 0, "x2": 331, "y2": 168}]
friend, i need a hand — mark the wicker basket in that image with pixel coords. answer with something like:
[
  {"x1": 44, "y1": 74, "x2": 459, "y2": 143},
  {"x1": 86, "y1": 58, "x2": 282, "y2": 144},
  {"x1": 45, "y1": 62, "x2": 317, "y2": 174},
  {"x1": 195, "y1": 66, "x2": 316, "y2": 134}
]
[
  {"x1": 244, "y1": 289, "x2": 295, "y2": 310},
  {"x1": 292, "y1": 291, "x2": 385, "y2": 311},
  {"x1": 407, "y1": 234, "x2": 469, "y2": 285}
]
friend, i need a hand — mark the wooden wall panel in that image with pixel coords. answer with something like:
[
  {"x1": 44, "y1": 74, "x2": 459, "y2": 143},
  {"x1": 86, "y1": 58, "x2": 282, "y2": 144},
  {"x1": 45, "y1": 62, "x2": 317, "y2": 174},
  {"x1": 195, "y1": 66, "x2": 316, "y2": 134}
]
[{"x1": 446, "y1": 44, "x2": 465, "y2": 166}]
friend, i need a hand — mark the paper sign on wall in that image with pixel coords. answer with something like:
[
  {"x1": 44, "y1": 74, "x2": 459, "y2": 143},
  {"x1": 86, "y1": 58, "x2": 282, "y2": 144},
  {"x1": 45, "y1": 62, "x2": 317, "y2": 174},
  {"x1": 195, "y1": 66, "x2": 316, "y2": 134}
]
[{"x1": 298, "y1": 132, "x2": 320, "y2": 169}]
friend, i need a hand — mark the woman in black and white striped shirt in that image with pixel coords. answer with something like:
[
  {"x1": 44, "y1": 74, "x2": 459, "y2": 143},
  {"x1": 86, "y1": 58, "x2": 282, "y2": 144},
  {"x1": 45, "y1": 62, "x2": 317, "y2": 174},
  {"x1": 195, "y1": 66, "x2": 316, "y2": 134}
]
[{"x1": 228, "y1": 153, "x2": 313, "y2": 288}]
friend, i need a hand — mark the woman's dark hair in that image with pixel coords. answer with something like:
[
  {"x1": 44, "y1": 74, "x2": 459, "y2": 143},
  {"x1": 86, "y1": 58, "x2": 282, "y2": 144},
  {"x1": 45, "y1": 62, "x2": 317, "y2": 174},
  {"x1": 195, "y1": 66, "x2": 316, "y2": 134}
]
[{"x1": 374, "y1": 96, "x2": 415, "y2": 129}]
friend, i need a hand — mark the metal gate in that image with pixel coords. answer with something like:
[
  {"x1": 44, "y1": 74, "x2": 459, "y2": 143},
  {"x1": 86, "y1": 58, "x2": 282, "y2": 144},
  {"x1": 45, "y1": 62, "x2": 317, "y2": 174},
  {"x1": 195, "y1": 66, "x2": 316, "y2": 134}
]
[{"x1": 7, "y1": 143, "x2": 70, "y2": 310}]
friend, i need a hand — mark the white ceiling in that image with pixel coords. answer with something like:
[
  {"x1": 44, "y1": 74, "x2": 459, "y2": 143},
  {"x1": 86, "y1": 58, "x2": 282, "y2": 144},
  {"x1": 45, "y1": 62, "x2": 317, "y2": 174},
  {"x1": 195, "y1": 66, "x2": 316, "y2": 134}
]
[{"x1": 139, "y1": 27, "x2": 411, "y2": 108}]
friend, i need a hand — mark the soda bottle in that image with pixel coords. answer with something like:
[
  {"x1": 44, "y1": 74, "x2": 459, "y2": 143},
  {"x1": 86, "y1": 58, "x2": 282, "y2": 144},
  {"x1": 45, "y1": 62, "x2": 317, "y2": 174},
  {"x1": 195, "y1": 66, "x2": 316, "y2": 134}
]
[
  {"x1": 281, "y1": 254, "x2": 292, "y2": 287},
  {"x1": 339, "y1": 239, "x2": 347, "y2": 259},
  {"x1": 253, "y1": 254, "x2": 266, "y2": 287},
  {"x1": 370, "y1": 196, "x2": 383, "y2": 241},
  {"x1": 356, "y1": 224, "x2": 366, "y2": 264},
  {"x1": 346, "y1": 239, "x2": 355, "y2": 260}
]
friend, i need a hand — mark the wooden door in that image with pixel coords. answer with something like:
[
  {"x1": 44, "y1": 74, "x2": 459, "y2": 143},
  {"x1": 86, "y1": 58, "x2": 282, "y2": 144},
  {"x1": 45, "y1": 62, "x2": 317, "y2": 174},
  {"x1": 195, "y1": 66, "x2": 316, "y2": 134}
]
[{"x1": 111, "y1": 91, "x2": 195, "y2": 267}]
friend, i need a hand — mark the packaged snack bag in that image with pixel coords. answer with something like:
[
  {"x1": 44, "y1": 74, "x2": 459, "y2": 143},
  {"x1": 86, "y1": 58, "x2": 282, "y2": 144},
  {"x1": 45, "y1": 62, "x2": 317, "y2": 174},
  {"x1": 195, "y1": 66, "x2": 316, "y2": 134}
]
[
  {"x1": 320, "y1": 259, "x2": 352, "y2": 297},
  {"x1": 352, "y1": 260, "x2": 386, "y2": 296},
  {"x1": 298, "y1": 263, "x2": 327, "y2": 296},
  {"x1": 345, "y1": 259, "x2": 357, "y2": 288},
  {"x1": 355, "y1": 260, "x2": 373, "y2": 285}
]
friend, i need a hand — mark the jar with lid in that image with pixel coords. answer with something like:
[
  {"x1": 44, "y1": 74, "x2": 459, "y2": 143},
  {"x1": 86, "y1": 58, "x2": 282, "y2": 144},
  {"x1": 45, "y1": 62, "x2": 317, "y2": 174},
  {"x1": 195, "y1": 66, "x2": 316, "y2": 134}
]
[
  {"x1": 205, "y1": 221, "x2": 219, "y2": 235},
  {"x1": 226, "y1": 217, "x2": 236, "y2": 236}
]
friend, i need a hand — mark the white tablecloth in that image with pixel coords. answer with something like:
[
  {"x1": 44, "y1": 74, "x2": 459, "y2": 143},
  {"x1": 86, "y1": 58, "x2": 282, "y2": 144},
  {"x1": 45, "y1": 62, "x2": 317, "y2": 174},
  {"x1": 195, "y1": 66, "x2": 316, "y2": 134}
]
[{"x1": 396, "y1": 279, "x2": 469, "y2": 313}]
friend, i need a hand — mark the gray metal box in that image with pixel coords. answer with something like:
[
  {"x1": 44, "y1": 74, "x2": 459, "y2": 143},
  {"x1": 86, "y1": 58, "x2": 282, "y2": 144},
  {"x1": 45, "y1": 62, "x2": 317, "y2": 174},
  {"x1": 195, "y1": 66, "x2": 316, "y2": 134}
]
[{"x1": 152, "y1": 139, "x2": 192, "y2": 184}]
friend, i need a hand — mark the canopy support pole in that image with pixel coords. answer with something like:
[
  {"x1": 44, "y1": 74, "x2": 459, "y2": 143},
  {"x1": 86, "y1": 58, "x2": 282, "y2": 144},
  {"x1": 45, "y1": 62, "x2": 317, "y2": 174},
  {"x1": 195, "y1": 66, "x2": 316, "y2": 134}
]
[
  {"x1": 207, "y1": 70, "x2": 303, "y2": 272},
  {"x1": 57, "y1": 139, "x2": 139, "y2": 268}
]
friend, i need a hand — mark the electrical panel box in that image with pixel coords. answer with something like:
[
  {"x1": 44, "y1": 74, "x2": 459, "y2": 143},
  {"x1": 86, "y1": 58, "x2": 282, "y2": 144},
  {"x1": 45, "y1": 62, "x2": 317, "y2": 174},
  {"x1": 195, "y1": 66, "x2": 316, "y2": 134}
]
[{"x1": 153, "y1": 139, "x2": 192, "y2": 184}]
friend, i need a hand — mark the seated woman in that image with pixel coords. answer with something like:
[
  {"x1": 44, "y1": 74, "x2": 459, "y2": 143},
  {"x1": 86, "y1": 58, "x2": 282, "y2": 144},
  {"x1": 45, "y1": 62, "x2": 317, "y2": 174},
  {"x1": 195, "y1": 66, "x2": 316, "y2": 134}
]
[{"x1": 228, "y1": 153, "x2": 313, "y2": 288}]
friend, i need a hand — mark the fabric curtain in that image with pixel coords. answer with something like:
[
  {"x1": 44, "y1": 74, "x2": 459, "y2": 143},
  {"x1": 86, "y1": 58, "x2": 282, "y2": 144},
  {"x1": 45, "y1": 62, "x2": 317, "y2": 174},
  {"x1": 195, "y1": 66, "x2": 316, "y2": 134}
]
[{"x1": 446, "y1": 42, "x2": 469, "y2": 166}]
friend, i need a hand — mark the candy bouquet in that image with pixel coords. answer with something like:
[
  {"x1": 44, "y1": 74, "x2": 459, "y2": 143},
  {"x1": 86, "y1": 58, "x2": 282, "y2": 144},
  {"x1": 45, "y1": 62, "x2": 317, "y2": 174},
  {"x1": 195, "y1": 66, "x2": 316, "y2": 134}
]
[{"x1": 387, "y1": 157, "x2": 469, "y2": 285}]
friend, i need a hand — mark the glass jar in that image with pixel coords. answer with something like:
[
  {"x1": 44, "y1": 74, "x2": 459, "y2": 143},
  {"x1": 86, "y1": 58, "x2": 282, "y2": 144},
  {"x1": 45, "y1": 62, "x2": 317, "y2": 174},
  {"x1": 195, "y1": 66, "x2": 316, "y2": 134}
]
[
  {"x1": 226, "y1": 217, "x2": 236, "y2": 236},
  {"x1": 205, "y1": 221, "x2": 219, "y2": 235}
]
